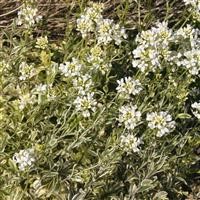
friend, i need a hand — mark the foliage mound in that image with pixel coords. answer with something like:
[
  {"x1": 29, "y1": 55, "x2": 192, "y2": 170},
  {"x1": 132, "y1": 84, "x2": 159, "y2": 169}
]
[{"x1": 0, "y1": 0, "x2": 199, "y2": 199}]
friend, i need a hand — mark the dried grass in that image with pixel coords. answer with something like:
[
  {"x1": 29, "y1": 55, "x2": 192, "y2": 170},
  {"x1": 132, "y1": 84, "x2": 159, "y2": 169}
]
[{"x1": 0, "y1": 0, "x2": 185, "y2": 39}]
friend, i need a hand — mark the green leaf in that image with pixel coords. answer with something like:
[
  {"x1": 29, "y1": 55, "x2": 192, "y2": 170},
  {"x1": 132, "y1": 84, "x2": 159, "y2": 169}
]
[
  {"x1": 140, "y1": 179, "x2": 155, "y2": 192},
  {"x1": 153, "y1": 191, "x2": 169, "y2": 200},
  {"x1": 8, "y1": 158, "x2": 18, "y2": 172},
  {"x1": 176, "y1": 113, "x2": 191, "y2": 119}
]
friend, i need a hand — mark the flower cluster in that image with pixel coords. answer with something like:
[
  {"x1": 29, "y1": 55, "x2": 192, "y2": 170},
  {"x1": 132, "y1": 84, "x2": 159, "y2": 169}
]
[
  {"x1": 146, "y1": 111, "x2": 175, "y2": 137},
  {"x1": 172, "y1": 25, "x2": 200, "y2": 53},
  {"x1": 74, "y1": 93, "x2": 97, "y2": 118},
  {"x1": 76, "y1": 3, "x2": 104, "y2": 37},
  {"x1": 120, "y1": 134, "x2": 141, "y2": 153},
  {"x1": 191, "y1": 102, "x2": 200, "y2": 119},
  {"x1": 13, "y1": 148, "x2": 35, "y2": 171},
  {"x1": 35, "y1": 84, "x2": 48, "y2": 94},
  {"x1": 77, "y1": 3, "x2": 127, "y2": 45},
  {"x1": 35, "y1": 36, "x2": 48, "y2": 49},
  {"x1": 17, "y1": 4, "x2": 42, "y2": 28},
  {"x1": 173, "y1": 24, "x2": 195, "y2": 42},
  {"x1": 172, "y1": 26, "x2": 200, "y2": 75},
  {"x1": 59, "y1": 58, "x2": 82, "y2": 78},
  {"x1": 58, "y1": 56, "x2": 98, "y2": 118},
  {"x1": 116, "y1": 77, "x2": 142, "y2": 99},
  {"x1": 96, "y1": 19, "x2": 127, "y2": 45},
  {"x1": 179, "y1": 49, "x2": 200, "y2": 75},
  {"x1": 183, "y1": 0, "x2": 200, "y2": 21},
  {"x1": 118, "y1": 104, "x2": 141, "y2": 130},
  {"x1": 132, "y1": 21, "x2": 200, "y2": 76},
  {"x1": 19, "y1": 62, "x2": 35, "y2": 80},
  {"x1": 58, "y1": 55, "x2": 98, "y2": 118},
  {"x1": 87, "y1": 45, "x2": 112, "y2": 74},
  {"x1": 132, "y1": 22, "x2": 172, "y2": 72}
]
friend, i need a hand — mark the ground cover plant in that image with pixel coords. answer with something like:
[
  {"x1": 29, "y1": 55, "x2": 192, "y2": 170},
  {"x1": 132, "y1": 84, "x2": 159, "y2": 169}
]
[{"x1": 0, "y1": 0, "x2": 200, "y2": 199}]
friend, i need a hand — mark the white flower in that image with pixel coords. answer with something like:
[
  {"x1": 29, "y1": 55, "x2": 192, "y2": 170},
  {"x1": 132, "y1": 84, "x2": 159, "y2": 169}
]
[
  {"x1": 98, "y1": 63, "x2": 112, "y2": 74},
  {"x1": 151, "y1": 21, "x2": 172, "y2": 44},
  {"x1": 87, "y1": 45, "x2": 104, "y2": 64},
  {"x1": 59, "y1": 58, "x2": 82, "y2": 77},
  {"x1": 17, "y1": 4, "x2": 42, "y2": 28},
  {"x1": 174, "y1": 25, "x2": 194, "y2": 40},
  {"x1": 19, "y1": 62, "x2": 35, "y2": 80},
  {"x1": 13, "y1": 148, "x2": 35, "y2": 171},
  {"x1": 132, "y1": 22, "x2": 200, "y2": 74},
  {"x1": 132, "y1": 46, "x2": 162, "y2": 72},
  {"x1": 118, "y1": 104, "x2": 141, "y2": 130},
  {"x1": 35, "y1": 36, "x2": 48, "y2": 49},
  {"x1": 76, "y1": 3, "x2": 104, "y2": 38},
  {"x1": 97, "y1": 19, "x2": 113, "y2": 45},
  {"x1": 76, "y1": 3, "x2": 126, "y2": 45},
  {"x1": 146, "y1": 111, "x2": 175, "y2": 137},
  {"x1": 132, "y1": 59, "x2": 148, "y2": 72},
  {"x1": 168, "y1": 25, "x2": 200, "y2": 70},
  {"x1": 180, "y1": 49, "x2": 200, "y2": 75},
  {"x1": 97, "y1": 19, "x2": 127, "y2": 45},
  {"x1": 136, "y1": 21, "x2": 172, "y2": 46},
  {"x1": 76, "y1": 16, "x2": 95, "y2": 38},
  {"x1": 112, "y1": 24, "x2": 127, "y2": 45},
  {"x1": 74, "y1": 93, "x2": 97, "y2": 118},
  {"x1": 173, "y1": 25, "x2": 200, "y2": 49},
  {"x1": 84, "y1": 3, "x2": 104, "y2": 22},
  {"x1": 116, "y1": 77, "x2": 142, "y2": 98},
  {"x1": 120, "y1": 134, "x2": 141, "y2": 153},
  {"x1": 132, "y1": 21, "x2": 172, "y2": 72},
  {"x1": 87, "y1": 45, "x2": 112, "y2": 74},
  {"x1": 35, "y1": 84, "x2": 47, "y2": 93},
  {"x1": 191, "y1": 102, "x2": 200, "y2": 119},
  {"x1": 183, "y1": 0, "x2": 199, "y2": 6}
]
